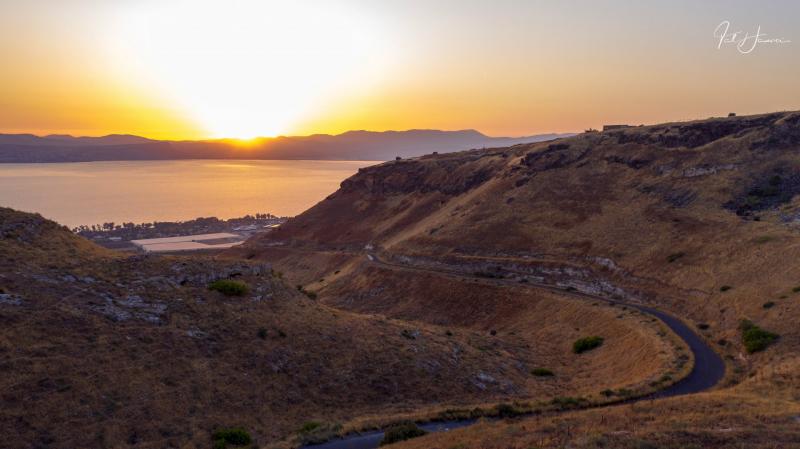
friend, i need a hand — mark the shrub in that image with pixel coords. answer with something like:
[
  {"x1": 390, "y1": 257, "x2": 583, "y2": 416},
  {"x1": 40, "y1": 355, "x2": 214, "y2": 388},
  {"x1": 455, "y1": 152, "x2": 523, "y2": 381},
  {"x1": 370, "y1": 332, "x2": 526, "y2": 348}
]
[
  {"x1": 495, "y1": 402, "x2": 528, "y2": 418},
  {"x1": 763, "y1": 301, "x2": 776, "y2": 309},
  {"x1": 616, "y1": 388, "x2": 633, "y2": 397},
  {"x1": 551, "y1": 396, "x2": 585, "y2": 409},
  {"x1": 792, "y1": 286, "x2": 800, "y2": 293},
  {"x1": 531, "y1": 368, "x2": 554, "y2": 377},
  {"x1": 474, "y1": 271, "x2": 503, "y2": 279},
  {"x1": 305, "y1": 291, "x2": 318, "y2": 300},
  {"x1": 495, "y1": 403, "x2": 516, "y2": 418},
  {"x1": 299, "y1": 421, "x2": 322, "y2": 434},
  {"x1": 634, "y1": 441, "x2": 659, "y2": 449},
  {"x1": 755, "y1": 235, "x2": 774, "y2": 244},
  {"x1": 257, "y1": 327, "x2": 268, "y2": 339},
  {"x1": 573, "y1": 336, "x2": 604, "y2": 354},
  {"x1": 380, "y1": 422, "x2": 427, "y2": 446},
  {"x1": 697, "y1": 323, "x2": 710, "y2": 330},
  {"x1": 719, "y1": 285, "x2": 732, "y2": 292},
  {"x1": 470, "y1": 407, "x2": 486, "y2": 418},
  {"x1": 208, "y1": 280, "x2": 248, "y2": 296},
  {"x1": 400, "y1": 329, "x2": 418, "y2": 340},
  {"x1": 212, "y1": 428, "x2": 251, "y2": 447},
  {"x1": 436, "y1": 408, "x2": 472, "y2": 421},
  {"x1": 297, "y1": 421, "x2": 342, "y2": 445},
  {"x1": 740, "y1": 320, "x2": 779, "y2": 353},
  {"x1": 666, "y1": 252, "x2": 685, "y2": 263}
]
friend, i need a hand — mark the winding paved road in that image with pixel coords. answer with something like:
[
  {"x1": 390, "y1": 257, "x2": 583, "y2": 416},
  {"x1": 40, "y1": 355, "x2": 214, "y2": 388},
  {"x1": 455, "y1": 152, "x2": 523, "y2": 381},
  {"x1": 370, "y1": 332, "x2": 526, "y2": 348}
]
[{"x1": 300, "y1": 253, "x2": 725, "y2": 449}]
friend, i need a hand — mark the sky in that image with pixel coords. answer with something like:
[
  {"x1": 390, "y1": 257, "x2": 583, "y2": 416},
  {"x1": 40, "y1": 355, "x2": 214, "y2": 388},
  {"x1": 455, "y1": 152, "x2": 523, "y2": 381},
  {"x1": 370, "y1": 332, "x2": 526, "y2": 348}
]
[{"x1": 0, "y1": 0, "x2": 798, "y2": 140}]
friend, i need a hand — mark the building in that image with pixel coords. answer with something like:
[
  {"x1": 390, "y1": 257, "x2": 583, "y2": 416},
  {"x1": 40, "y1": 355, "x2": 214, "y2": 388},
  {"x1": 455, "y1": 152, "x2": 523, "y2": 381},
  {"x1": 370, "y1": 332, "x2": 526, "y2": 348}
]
[{"x1": 131, "y1": 233, "x2": 245, "y2": 253}]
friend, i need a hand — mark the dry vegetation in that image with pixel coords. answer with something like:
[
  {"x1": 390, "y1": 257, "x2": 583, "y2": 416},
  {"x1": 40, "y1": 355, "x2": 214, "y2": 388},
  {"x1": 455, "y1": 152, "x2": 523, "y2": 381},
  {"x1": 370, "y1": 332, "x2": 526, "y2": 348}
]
[
  {"x1": 237, "y1": 111, "x2": 800, "y2": 447},
  {"x1": 4, "y1": 208, "x2": 646, "y2": 448},
  {"x1": 4, "y1": 112, "x2": 800, "y2": 448}
]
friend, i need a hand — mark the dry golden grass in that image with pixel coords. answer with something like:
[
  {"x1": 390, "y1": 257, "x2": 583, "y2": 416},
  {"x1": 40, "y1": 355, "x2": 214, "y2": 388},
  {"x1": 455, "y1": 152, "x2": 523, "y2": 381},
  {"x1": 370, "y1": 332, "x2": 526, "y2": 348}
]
[
  {"x1": 6, "y1": 209, "x2": 647, "y2": 448},
  {"x1": 239, "y1": 112, "x2": 800, "y2": 447}
]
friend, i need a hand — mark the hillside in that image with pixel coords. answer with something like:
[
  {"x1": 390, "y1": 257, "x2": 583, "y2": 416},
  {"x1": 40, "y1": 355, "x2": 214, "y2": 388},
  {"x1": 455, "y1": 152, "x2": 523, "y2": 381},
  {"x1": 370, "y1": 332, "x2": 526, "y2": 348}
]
[
  {"x1": 239, "y1": 111, "x2": 800, "y2": 448},
  {"x1": 0, "y1": 130, "x2": 572, "y2": 163},
  {"x1": 0, "y1": 207, "x2": 682, "y2": 449}
]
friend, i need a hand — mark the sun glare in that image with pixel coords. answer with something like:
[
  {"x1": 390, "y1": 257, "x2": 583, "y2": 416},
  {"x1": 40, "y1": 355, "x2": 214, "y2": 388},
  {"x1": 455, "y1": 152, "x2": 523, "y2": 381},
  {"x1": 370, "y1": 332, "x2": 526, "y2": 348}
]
[{"x1": 107, "y1": 1, "x2": 387, "y2": 139}]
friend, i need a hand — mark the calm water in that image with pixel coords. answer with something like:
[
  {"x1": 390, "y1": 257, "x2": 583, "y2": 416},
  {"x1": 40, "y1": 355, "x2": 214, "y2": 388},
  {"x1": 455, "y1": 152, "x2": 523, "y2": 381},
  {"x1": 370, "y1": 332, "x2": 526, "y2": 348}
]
[{"x1": 0, "y1": 160, "x2": 376, "y2": 228}]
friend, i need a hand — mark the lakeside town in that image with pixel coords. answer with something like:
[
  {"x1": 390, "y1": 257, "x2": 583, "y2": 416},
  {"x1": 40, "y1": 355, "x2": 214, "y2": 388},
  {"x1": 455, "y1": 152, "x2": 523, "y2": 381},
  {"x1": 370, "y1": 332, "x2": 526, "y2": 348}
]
[{"x1": 73, "y1": 213, "x2": 288, "y2": 251}]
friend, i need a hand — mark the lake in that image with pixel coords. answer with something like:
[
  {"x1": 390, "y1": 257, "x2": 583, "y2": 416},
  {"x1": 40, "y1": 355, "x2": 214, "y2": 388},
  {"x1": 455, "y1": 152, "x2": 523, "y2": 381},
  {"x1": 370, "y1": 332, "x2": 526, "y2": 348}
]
[{"x1": 0, "y1": 160, "x2": 376, "y2": 228}]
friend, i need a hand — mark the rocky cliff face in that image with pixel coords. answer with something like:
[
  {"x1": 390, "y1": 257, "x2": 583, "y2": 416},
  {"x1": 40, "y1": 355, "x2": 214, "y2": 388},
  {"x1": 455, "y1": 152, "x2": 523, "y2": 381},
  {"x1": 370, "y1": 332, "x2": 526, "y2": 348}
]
[{"x1": 252, "y1": 111, "x2": 800, "y2": 247}]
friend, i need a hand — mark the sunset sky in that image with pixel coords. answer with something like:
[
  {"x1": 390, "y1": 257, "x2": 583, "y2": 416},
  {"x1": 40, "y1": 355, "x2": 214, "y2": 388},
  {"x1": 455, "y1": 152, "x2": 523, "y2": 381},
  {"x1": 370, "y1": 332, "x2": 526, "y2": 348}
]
[{"x1": 1, "y1": 0, "x2": 798, "y2": 140}]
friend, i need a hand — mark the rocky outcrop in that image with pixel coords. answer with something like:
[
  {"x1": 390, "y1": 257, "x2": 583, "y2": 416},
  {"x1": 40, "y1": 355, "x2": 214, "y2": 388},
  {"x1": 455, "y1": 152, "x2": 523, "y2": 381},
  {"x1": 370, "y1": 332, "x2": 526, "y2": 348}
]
[
  {"x1": 615, "y1": 113, "x2": 781, "y2": 149},
  {"x1": 340, "y1": 158, "x2": 499, "y2": 196},
  {"x1": 90, "y1": 294, "x2": 167, "y2": 323},
  {"x1": 0, "y1": 293, "x2": 23, "y2": 306},
  {"x1": 724, "y1": 169, "x2": 800, "y2": 215},
  {"x1": 521, "y1": 143, "x2": 589, "y2": 171}
]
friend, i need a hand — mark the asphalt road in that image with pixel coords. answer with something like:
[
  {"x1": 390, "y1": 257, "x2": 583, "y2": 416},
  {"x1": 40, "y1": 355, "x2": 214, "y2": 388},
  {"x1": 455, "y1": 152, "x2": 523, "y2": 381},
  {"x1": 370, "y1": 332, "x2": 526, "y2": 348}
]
[{"x1": 299, "y1": 253, "x2": 725, "y2": 449}]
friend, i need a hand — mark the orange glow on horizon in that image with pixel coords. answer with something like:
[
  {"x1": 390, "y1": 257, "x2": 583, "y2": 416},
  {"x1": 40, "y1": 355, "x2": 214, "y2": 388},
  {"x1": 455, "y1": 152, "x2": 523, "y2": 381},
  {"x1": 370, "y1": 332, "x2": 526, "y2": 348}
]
[{"x1": 0, "y1": 1, "x2": 798, "y2": 141}]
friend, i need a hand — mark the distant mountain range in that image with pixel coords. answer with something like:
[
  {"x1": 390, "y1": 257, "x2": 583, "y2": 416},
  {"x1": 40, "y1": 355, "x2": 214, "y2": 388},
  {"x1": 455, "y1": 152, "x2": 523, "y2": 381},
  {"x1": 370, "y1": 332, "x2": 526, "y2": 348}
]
[{"x1": 0, "y1": 130, "x2": 574, "y2": 163}]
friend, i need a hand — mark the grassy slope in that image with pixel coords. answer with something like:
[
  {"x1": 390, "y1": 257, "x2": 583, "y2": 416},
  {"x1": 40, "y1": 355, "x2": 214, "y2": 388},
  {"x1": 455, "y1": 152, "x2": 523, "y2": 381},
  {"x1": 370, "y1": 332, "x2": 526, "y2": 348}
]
[
  {"x1": 240, "y1": 112, "x2": 800, "y2": 447},
  {"x1": 2, "y1": 208, "x2": 627, "y2": 449}
]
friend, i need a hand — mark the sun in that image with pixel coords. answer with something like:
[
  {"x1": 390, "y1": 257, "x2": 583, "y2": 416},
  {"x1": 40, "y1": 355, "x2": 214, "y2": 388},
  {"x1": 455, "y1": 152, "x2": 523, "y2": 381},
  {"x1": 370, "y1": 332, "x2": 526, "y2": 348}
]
[{"x1": 107, "y1": 1, "x2": 386, "y2": 139}]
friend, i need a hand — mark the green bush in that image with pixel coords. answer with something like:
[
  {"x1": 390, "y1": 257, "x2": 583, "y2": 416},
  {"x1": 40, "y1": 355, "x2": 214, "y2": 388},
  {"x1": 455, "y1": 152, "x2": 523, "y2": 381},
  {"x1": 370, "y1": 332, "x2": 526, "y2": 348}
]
[
  {"x1": 208, "y1": 279, "x2": 248, "y2": 296},
  {"x1": 719, "y1": 285, "x2": 732, "y2": 292},
  {"x1": 495, "y1": 402, "x2": 528, "y2": 418},
  {"x1": 763, "y1": 301, "x2": 776, "y2": 309},
  {"x1": 380, "y1": 422, "x2": 427, "y2": 446},
  {"x1": 573, "y1": 336, "x2": 604, "y2": 354},
  {"x1": 299, "y1": 421, "x2": 322, "y2": 434},
  {"x1": 212, "y1": 427, "x2": 252, "y2": 447},
  {"x1": 297, "y1": 421, "x2": 342, "y2": 445},
  {"x1": 616, "y1": 388, "x2": 633, "y2": 397},
  {"x1": 740, "y1": 320, "x2": 779, "y2": 353},
  {"x1": 531, "y1": 368, "x2": 554, "y2": 377}
]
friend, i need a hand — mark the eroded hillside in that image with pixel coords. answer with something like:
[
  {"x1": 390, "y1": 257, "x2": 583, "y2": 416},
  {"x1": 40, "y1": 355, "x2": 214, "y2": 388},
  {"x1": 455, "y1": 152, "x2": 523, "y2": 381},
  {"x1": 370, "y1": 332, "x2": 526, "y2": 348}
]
[
  {"x1": 238, "y1": 112, "x2": 800, "y2": 448},
  {"x1": 1, "y1": 208, "x2": 671, "y2": 449},
  {"x1": 244, "y1": 112, "x2": 800, "y2": 362}
]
